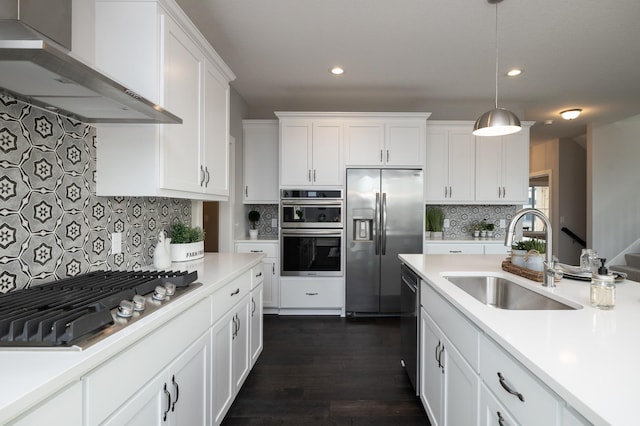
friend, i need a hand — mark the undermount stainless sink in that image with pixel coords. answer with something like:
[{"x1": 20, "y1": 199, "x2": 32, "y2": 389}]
[{"x1": 444, "y1": 275, "x2": 579, "y2": 310}]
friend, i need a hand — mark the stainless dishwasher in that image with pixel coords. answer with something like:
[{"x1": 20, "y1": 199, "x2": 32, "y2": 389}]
[{"x1": 400, "y1": 262, "x2": 420, "y2": 395}]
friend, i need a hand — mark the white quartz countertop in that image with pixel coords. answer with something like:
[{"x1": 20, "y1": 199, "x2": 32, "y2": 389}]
[
  {"x1": 399, "y1": 253, "x2": 640, "y2": 426},
  {"x1": 423, "y1": 239, "x2": 505, "y2": 244},
  {"x1": 0, "y1": 252, "x2": 263, "y2": 423}
]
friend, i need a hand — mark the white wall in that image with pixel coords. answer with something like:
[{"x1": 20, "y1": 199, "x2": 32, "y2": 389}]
[
  {"x1": 558, "y1": 138, "x2": 586, "y2": 264},
  {"x1": 589, "y1": 114, "x2": 640, "y2": 260}
]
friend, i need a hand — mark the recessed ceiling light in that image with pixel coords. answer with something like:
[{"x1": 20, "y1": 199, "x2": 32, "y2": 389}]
[
  {"x1": 330, "y1": 67, "x2": 345, "y2": 75},
  {"x1": 544, "y1": 120, "x2": 553, "y2": 125},
  {"x1": 506, "y1": 68, "x2": 523, "y2": 77},
  {"x1": 560, "y1": 109, "x2": 582, "y2": 120}
]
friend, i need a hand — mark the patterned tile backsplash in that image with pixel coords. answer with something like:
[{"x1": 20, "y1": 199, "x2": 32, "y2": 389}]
[
  {"x1": 0, "y1": 95, "x2": 191, "y2": 292},
  {"x1": 245, "y1": 204, "x2": 279, "y2": 239},
  {"x1": 427, "y1": 204, "x2": 520, "y2": 240}
]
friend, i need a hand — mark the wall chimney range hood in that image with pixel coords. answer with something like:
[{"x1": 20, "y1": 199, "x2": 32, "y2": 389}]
[{"x1": 0, "y1": 1, "x2": 182, "y2": 124}]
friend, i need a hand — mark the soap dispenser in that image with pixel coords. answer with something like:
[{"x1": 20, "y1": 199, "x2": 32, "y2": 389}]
[{"x1": 590, "y1": 258, "x2": 615, "y2": 309}]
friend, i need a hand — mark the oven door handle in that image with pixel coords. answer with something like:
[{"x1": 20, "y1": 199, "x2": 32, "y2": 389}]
[{"x1": 281, "y1": 229, "x2": 343, "y2": 237}]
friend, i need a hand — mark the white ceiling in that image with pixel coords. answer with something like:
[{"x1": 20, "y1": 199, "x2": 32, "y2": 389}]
[{"x1": 176, "y1": 0, "x2": 640, "y2": 144}]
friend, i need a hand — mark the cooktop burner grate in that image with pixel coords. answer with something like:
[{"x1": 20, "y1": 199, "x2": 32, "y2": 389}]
[{"x1": 0, "y1": 270, "x2": 198, "y2": 348}]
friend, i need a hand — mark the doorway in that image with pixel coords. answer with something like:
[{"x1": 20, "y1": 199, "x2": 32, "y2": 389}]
[{"x1": 203, "y1": 202, "x2": 219, "y2": 252}]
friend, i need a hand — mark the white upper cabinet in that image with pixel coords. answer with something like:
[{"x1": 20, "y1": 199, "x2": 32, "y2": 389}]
[
  {"x1": 243, "y1": 120, "x2": 279, "y2": 203},
  {"x1": 475, "y1": 125, "x2": 531, "y2": 204},
  {"x1": 93, "y1": 0, "x2": 234, "y2": 201},
  {"x1": 344, "y1": 114, "x2": 428, "y2": 167},
  {"x1": 277, "y1": 113, "x2": 343, "y2": 187},
  {"x1": 425, "y1": 122, "x2": 476, "y2": 203}
]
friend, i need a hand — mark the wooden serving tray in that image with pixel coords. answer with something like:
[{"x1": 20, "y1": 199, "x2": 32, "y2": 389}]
[{"x1": 501, "y1": 259, "x2": 544, "y2": 282}]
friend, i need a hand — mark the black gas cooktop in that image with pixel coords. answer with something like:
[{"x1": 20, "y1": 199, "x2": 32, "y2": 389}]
[{"x1": 0, "y1": 270, "x2": 199, "y2": 350}]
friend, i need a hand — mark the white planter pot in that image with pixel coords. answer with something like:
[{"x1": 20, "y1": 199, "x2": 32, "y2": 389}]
[
  {"x1": 170, "y1": 241, "x2": 204, "y2": 262},
  {"x1": 525, "y1": 251, "x2": 545, "y2": 272},
  {"x1": 430, "y1": 231, "x2": 443, "y2": 240},
  {"x1": 249, "y1": 229, "x2": 259, "y2": 240},
  {"x1": 511, "y1": 249, "x2": 527, "y2": 268}
]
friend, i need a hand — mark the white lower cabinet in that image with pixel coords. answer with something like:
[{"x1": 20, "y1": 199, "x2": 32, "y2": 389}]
[
  {"x1": 420, "y1": 307, "x2": 478, "y2": 426},
  {"x1": 279, "y1": 277, "x2": 343, "y2": 310},
  {"x1": 102, "y1": 331, "x2": 210, "y2": 425},
  {"x1": 419, "y1": 274, "x2": 582, "y2": 426},
  {"x1": 250, "y1": 282, "x2": 264, "y2": 367},
  {"x1": 212, "y1": 293, "x2": 251, "y2": 425},
  {"x1": 235, "y1": 242, "x2": 279, "y2": 310}
]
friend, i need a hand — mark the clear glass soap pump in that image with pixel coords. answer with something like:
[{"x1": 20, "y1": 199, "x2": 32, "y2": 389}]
[{"x1": 590, "y1": 258, "x2": 615, "y2": 310}]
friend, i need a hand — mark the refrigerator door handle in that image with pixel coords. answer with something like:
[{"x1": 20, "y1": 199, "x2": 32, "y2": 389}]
[
  {"x1": 375, "y1": 192, "x2": 381, "y2": 255},
  {"x1": 381, "y1": 192, "x2": 387, "y2": 255}
]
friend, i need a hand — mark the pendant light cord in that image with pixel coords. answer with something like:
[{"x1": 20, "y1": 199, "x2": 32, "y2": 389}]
[{"x1": 494, "y1": 1, "x2": 499, "y2": 109}]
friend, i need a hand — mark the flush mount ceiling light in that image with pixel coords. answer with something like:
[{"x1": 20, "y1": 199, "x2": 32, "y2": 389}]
[
  {"x1": 473, "y1": 0, "x2": 522, "y2": 137},
  {"x1": 560, "y1": 109, "x2": 582, "y2": 120},
  {"x1": 330, "y1": 66, "x2": 345, "y2": 75},
  {"x1": 506, "y1": 68, "x2": 523, "y2": 77}
]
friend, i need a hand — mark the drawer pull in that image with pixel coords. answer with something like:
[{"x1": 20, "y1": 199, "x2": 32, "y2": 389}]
[
  {"x1": 449, "y1": 250, "x2": 462, "y2": 253},
  {"x1": 255, "y1": 272, "x2": 263, "y2": 277},
  {"x1": 497, "y1": 372, "x2": 525, "y2": 402},
  {"x1": 250, "y1": 250, "x2": 263, "y2": 252},
  {"x1": 305, "y1": 292, "x2": 318, "y2": 296},
  {"x1": 163, "y1": 383, "x2": 171, "y2": 421},
  {"x1": 171, "y1": 374, "x2": 179, "y2": 412},
  {"x1": 230, "y1": 288, "x2": 240, "y2": 296},
  {"x1": 497, "y1": 411, "x2": 506, "y2": 426}
]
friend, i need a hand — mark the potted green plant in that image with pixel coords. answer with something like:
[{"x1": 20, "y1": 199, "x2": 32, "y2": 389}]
[
  {"x1": 169, "y1": 222, "x2": 205, "y2": 262},
  {"x1": 427, "y1": 207, "x2": 444, "y2": 240},
  {"x1": 248, "y1": 210, "x2": 260, "y2": 239},
  {"x1": 523, "y1": 238, "x2": 546, "y2": 271},
  {"x1": 485, "y1": 222, "x2": 495, "y2": 239}
]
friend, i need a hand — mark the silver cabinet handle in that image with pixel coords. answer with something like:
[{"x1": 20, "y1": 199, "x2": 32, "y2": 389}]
[
  {"x1": 313, "y1": 169, "x2": 316, "y2": 182},
  {"x1": 205, "y1": 166, "x2": 210, "y2": 186},
  {"x1": 449, "y1": 186, "x2": 452, "y2": 198},
  {"x1": 163, "y1": 383, "x2": 171, "y2": 421},
  {"x1": 272, "y1": 263, "x2": 275, "y2": 274},
  {"x1": 230, "y1": 288, "x2": 240, "y2": 296},
  {"x1": 380, "y1": 149, "x2": 383, "y2": 162},
  {"x1": 386, "y1": 149, "x2": 389, "y2": 162},
  {"x1": 497, "y1": 372, "x2": 525, "y2": 401},
  {"x1": 449, "y1": 250, "x2": 462, "y2": 253},
  {"x1": 245, "y1": 185, "x2": 249, "y2": 197},
  {"x1": 255, "y1": 272, "x2": 263, "y2": 277},
  {"x1": 435, "y1": 341, "x2": 441, "y2": 366},
  {"x1": 199, "y1": 165, "x2": 205, "y2": 186},
  {"x1": 444, "y1": 186, "x2": 448, "y2": 198},
  {"x1": 497, "y1": 411, "x2": 506, "y2": 426},
  {"x1": 171, "y1": 374, "x2": 179, "y2": 412},
  {"x1": 439, "y1": 344, "x2": 445, "y2": 373},
  {"x1": 250, "y1": 250, "x2": 263, "y2": 253},
  {"x1": 251, "y1": 297, "x2": 256, "y2": 315},
  {"x1": 305, "y1": 292, "x2": 318, "y2": 296},
  {"x1": 308, "y1": 169, "x2": 311, "y2": 182}
]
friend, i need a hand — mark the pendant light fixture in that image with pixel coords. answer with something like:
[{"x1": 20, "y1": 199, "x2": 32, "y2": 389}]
[{"x1": 473, "y1": 0, "x2": 522, "y2": 137}]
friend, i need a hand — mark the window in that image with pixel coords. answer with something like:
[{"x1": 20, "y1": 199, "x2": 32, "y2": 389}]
[{"x1": 523, "y1": 175, "x2": 550, "y2": 233}]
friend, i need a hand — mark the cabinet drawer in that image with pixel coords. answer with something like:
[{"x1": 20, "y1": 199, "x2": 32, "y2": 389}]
[
  {"x1": 235, "y1": 243, "x2": 278, "y2": 258},
  {"x1": 251, "y1": 263, "x2": 265, "y2": 289},
  {"x1": 280, "y1": 278, "x2": 343, "y2": 308},
  {"x1": 480, "y1": 382, "x2": 518, "y2": 426},
  {"x1": 424, "y1": 243, "x2": 484, "y2": 254},
  {"x1": 83, "y1": 298, "x2": 210, "y2": 426},
  {"x1": 211, "y1": 270, "x2": 251, "y2": 321},
  {"x1": 480, "y1": 334, "x2": 560, "y2": 425},
  {"x1": 421, "y1": 281, "x2": 479, "y2": 371}
]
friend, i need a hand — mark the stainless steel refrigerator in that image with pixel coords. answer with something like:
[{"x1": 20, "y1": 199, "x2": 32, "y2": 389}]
[{"x1": 346, "y1": 168, "x2": 424, "y2": 314}]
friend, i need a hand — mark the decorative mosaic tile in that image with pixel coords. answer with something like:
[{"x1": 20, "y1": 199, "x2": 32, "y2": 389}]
[
  {"x1": 427, "y1": 204, "x2": 520, "y2": 240},
  {"x1": 0, "y1": 96, "x2": 192, "y2": 291},
  {"x1": 245, "y1": 204, "x2": 279, "y2": 238}
]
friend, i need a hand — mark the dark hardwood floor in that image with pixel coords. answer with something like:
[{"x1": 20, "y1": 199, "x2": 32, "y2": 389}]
[{"x1": 222, "y1": 315, "x2": 430, "y2": 425}]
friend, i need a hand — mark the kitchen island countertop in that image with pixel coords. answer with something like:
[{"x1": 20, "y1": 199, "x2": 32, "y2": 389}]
[
  {"x1": 0, "y1": 252, "x2": 263, "y2": 424},
  {"x1": 399, "y1": 253, "x2": 640, "y2": 426}
]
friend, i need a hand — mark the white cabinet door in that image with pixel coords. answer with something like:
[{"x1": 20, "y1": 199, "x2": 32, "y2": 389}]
[
  {"x1": 311, "y1": 122, "x2": 343, "y2": 185},
  {"x1": 250, "y1": 283, "x2": 264, "y2": 366},
  {"x1": 280, "y1": 121, "x2": 312, "y2": 186},
  {"x1": 212, "y1": 294, "x2": 251, "y2": 425},
  {"x1": 212, "y1": 309, "x2": 234, "y2": 425},
  {"x1": 385, "y1": 121, "x2": 425, "y2": 167},
  {"x1": 262, "y1": 256, "x2": 278, "y2": 308},
  {"x1": 421, "y1": 308, "x2": 443, "y2": 426},
  {"x1": 425, "y1": 124, "x2": 475, "y2": 202},
  {"x1": 203, "y1": 58, "x2": 230, "y2": 196},
  {"x1": 243, "y1": 120, "x2": 279, "y2": 203},
  {"x1": 160, "y1": 15, "x2": 203, "y2": 193},
  {"x1": 279, "y1": 118, "x2": 342, "y2": 187},
  {"x1": 344, "y1": 121, "x2": 385, "y2": 166},
  {"x1": 103, "y1": 332, "x2": 209, "y2": 426},
  {"x1": 441, "y1": 334, "x2": 479, "y2": 426},
  {"x1": 475, "y1": 130, "x2": 529, "y2": 203}
]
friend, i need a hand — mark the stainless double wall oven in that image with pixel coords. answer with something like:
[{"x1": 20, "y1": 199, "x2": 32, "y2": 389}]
[{"x1": 280, "y1": 189, "x2": 343, "y2": 277}]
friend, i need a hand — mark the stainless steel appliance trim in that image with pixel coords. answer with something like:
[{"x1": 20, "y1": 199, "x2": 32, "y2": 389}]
[
  {"x1": 281, "y1": 200, "x2": 343, "y2": 229},
  {"x1": 281, "y1": 228, "x2": 343, "y2": 236},
  {"x1": 280, "y1": 229, "x2": 344, "y2": 277}
]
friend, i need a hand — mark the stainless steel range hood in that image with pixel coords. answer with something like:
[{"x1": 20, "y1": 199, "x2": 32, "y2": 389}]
[{"x1": 0, "y1": 1, "x2": 182, "y2": 124}]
